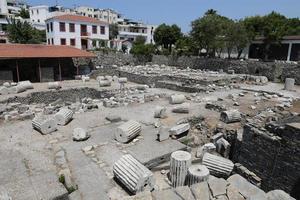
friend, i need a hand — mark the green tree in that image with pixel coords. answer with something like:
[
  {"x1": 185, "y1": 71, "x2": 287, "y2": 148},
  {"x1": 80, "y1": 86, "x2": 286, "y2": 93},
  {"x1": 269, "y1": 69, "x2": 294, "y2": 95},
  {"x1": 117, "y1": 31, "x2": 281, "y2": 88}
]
[
  {"x1": 191, "y1": 10, "x2": 231, "y2": 57},
  {"x1": 18, "y1": 8, "x2": 30, "y2": 19},
  {"x1": 134, "y1": 35, "x2": 146, "y2": 45},
  {"x1": 109, "y1": 23, "x2": 119, "y2": 40},
  {"x1": 223, "y1": 20, "x2": 249, "y2": 58},
  {"x1": 175, "y1": 35, "x2": 197, "y2": 56},
  {"x1": 154, "y1": 23, "x2": 182, "y2": 52},
  {"x1": 7, "y1": 18, "x2": 46, "y2": 44},
  {"x1": 130, "y1": 43, "x2": 155, "y2": 63}
]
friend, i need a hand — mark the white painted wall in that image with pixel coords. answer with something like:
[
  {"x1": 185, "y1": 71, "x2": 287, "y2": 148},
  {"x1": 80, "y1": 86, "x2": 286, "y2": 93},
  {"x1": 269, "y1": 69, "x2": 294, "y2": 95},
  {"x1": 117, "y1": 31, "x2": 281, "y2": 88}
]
[
  {"x1": 46, "y1": 18, "x2": 109, "y2": 50},
  {"x1": 0, "y1": 0, "x2": 8, "y2": 14}
]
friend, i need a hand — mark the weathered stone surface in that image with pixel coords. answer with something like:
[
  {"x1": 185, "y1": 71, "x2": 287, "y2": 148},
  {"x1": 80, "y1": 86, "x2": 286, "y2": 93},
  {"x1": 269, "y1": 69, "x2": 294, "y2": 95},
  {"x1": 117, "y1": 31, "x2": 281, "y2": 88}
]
[
  {"x1": 227, "y1": 184, "x2": 245, "y2": 200},
  {"x1": 115, "y1": 120, "x2": 141, "y2": 143},
  {"x1": 187, "y1": 165, "x2": 210, "y2": 186},
  {"x1": 32, "y1": 115, "x2": 57, "y2": 135},
  {"x1": 0, "y1": 86, "x2": 9, "y2": 95},
  {"x1": 227, "y1": 174, "x2": 266, "y2": 199},
  {"x1": 48, "y1": 82, "x2": 61, "y2": 89},
  {"x1": 220, "y1": 110, "x2": 241, "y2": 123},
  {"x1": 113, "y1": 154, "x2": 155, "y2": 194},
  {"x1": 196, "y1": 143, "x2": 216, "y2": 159},
  {"x1": 170, "y1": 151, "x2": 192, "y2": 187},
  {"x1": 266, "y1": 190, "x2": 295, "y2": 200},
  {"x1": 190, "y1": 181, "x2": 210, "y2": 200},
  {"x1": 157, "y1": 126, "x2": 169, "y2": 142},
  {"x1": 202, "y1": 153, "x2": 234, "y2": 178},
  {"x1": 172, "y1": 103, "x2": 190, "y2": 114},
  {"x1": 152, "y1": 189, "x2": 182, "y2": 200},
  {"x1": 169, "y1": 123, "x2": 190, "y2": 136},
  {"x1": 105, "y1": 115, "x2": 122, "y2": 123},
  {"x1": 169, "y1": 94, "x2": 186, "y2": 104},
  {"x1": 208, "y1": 177, "x2": 228, "y2": 197},
  {"x1": 73, "y1": 128, "x2": 90, "y2": 141},
  {"x1": 123, "y1": 191, "x2": 152, "y2": 200},
  {"x1": 284, "y1": 78, "x2": 295, "y2": 91},
  {"x1": 154, "y1": 106, "x2": 167, "y2": 118},
  {"x1": 174, "y1": 186, "x2": 195, "y2": 200},
  {"x1": 54, "y1": 108, "x2": 74, "y2": 125}
]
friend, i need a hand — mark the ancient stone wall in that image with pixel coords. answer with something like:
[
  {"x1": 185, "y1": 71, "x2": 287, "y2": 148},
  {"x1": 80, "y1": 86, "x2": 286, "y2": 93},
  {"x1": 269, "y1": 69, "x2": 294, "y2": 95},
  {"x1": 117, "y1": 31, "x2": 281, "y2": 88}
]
[
  {"x1": 234, "y1": 123, "x2": 300, "y2": 195},
  {"x1": 1, "y1": 88, "x2": 114, "y2": 104},
  {"x1": 78, "y1": 52, "x2": 300, "y2": 85}
]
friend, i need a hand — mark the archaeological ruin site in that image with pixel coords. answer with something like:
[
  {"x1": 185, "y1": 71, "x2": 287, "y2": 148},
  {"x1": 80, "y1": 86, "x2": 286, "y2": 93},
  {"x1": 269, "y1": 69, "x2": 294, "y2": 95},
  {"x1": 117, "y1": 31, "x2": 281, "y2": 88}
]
[{"x1": 0, "y1": 58, "x2": 299, "y2": 200}]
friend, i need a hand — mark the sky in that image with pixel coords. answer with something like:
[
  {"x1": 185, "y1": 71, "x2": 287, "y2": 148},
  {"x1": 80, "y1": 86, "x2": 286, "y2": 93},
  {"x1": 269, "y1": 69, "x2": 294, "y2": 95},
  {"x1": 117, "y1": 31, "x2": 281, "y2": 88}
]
[{"x1": 26, "y1": 0, "x2": 300, "y2": 33}]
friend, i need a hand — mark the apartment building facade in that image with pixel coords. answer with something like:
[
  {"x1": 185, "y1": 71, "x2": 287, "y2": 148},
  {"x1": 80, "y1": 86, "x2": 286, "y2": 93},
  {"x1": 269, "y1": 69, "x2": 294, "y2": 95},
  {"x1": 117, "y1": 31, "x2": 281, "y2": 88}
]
[
  {"x1": 75, "y1": 6, "x2": 121, "y2": 24},
  {"x1": 45, "y1": 14, "x2": 109, "y2": 50},
  {"x1": 29, "y1": 5, "x2": 75, "y2": 30}
]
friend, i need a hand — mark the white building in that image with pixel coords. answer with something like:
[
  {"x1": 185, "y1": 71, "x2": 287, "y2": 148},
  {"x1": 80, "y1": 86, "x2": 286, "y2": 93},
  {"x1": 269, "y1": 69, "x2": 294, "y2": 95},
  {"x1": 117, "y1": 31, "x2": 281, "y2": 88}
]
[
  {"x1": 115, "y1": 19, "x2": 156, "y2": 51},
  {"x1": 45, "y1": 14, "x2": 109, "y2": 50},
  {"x1": 75, "y1": 6, "x2": 121, "y2": 24},
  {"x1": 29, "y1": 5, "x2": 75, "y2": 30}
]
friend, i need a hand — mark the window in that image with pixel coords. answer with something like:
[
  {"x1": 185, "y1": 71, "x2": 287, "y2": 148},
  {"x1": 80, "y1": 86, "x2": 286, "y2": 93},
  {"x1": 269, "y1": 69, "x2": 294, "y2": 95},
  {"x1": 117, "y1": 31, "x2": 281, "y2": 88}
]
[
  {"x1": 70, "y1": 39, "x2": 76, "y2": 46},
  {"x1": 37, "y1": 9, "x2": 39, "y2": 14},
  {"x1": 46, "y1": 24, "x2": 49, "y2": 32},
  {"x1": 59, "y1": 22, "x2": 66, "y2": 32},
  {"x1": 47, "y1": 39, "x2": 50, "y2": 45},
  {"x1": 100, "y1": 26, "x2": 105, "y2": 34},
  {"x1": 50, "y1": 22, "x2": 53, "y2": 32},
  {"x1": 37, "y1": 19, "x2": 40, "y2": 22},
  {"x1": 92, "y1": 25, "x2": 97, "y2": 34},
  {"x1": 60, "y1": 38, "x2": 66, "y2": 45},
  {"x1": 51, "y1": 38, "x2": 54, "y2": 45},
  {"x1": 69, "y1": 23, "x2": 75, "y2": 32}
]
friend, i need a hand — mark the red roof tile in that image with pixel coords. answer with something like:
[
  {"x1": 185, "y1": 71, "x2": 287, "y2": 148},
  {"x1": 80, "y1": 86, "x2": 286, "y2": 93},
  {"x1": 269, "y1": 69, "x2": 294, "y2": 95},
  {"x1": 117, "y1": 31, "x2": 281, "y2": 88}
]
[
  {"x1": 0, "y1": 44, "x2": 95, "y2": 58},
  {"x1": 47, "y1": 14, "x2": 108, "y2": 25}
]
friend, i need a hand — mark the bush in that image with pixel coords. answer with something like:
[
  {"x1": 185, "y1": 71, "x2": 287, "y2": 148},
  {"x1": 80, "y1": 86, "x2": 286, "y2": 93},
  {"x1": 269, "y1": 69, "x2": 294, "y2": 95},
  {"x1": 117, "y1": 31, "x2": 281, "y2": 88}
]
[{"x1": 130, "y1": 44, "x2": 155, "y2": 63}]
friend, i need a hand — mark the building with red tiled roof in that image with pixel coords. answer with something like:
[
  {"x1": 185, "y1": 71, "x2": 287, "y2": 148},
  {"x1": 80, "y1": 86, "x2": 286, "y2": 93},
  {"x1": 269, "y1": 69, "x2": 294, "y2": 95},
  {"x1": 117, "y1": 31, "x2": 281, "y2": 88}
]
[
  {"x1": 45, "y1": 14, "x2": 109, "y2": 50},
  {"x1": 0, "y1": 44, "x2": 95, "y2": 83}
]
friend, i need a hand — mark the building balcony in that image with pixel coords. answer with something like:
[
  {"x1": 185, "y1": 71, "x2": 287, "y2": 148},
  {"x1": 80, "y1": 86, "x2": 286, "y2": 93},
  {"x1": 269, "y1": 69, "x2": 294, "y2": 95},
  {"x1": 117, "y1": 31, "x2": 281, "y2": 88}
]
[{"x1": 118, "y1": 31, "x2": 147, "y2": 37}]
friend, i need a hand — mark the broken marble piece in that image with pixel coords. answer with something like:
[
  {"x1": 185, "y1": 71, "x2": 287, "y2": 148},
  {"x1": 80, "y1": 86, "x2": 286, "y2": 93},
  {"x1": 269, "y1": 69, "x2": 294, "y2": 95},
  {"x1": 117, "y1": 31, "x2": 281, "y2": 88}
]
[
  {"x1": 169, "y1": 123, "x2": 190, "y2": 136},
  {"x1": 73, "y1": 128, "x2": 90, "y2": 141},
  {"x1": 113, "y1": 154, "x2": 155, "y2": 194},
  {"x1": 32, "y1": 115, "x2": 57, "y2": 135},
  {"x1": 220, "y1": 110, "x2": 241, "y2": 124},
  {"x1": 170, "y1": 94, "x2": 186, "y2": 104},
  {"x1": 154, "y1": 106, "x2": 167, "y2": 118},
  {"x1": 115, "y1": 120, "x2": 141, "y2": 143},
  {"x1": 54, "y1": 108, "x2": 73, "y2": 126},
  {"x1": 202, "y1": 153, "x2": 234, "y2": 178},
  {"x1": 187, "y1": 164, "x2": 210, "y2": 186},
  {"x1": 170, "y1": 151, "x2": 192, "y2": 187}
]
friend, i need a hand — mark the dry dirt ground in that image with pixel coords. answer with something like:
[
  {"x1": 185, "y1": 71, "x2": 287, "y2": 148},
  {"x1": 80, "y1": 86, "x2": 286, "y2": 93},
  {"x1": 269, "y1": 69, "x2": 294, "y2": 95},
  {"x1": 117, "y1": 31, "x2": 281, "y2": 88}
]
[{"x1": 0, "y1": 80, "x2": 299, "y2": 200}]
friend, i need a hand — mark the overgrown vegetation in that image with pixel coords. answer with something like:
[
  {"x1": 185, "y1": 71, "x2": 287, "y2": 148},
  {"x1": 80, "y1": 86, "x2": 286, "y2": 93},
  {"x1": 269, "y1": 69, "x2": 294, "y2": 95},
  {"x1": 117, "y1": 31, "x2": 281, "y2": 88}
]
[
  {"x1": 7, "y1": 18, "x2": 46, "y2": 44},
  {"x1": 130, "y1": 35, "x2": 155, "y2": 63}
]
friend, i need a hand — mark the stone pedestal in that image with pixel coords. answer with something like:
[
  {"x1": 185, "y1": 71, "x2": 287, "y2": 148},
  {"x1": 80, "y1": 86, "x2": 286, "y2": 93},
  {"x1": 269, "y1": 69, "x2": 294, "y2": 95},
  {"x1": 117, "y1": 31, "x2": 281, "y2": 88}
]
[
  {"x1": 113, "y1": 154, "x2": 155, "y2": 194},
  {"x1": 18, "y1": 80, "x2": 33, "y2": 90},
  {"x1": 54, "y1": 108, "x2": 74, "y2": 126},
  {"x1": 187, "y1": 165, "x2": 210, "y2": 186},
  {"x1": 202, "y1": 153, "x2": 234, "y2": 178},
  {"x1": 115, "y1": 120, "x2": 141, "y2": 143},
  {"x1": 220, "y1": 110, "x2": 241, "y2": 123},
  {"x1": 170, "y1": 151, "x2": 192, "y2": 187},
  {"x1": 284, "y1": 78, "x2": 295, "y2": 91}
]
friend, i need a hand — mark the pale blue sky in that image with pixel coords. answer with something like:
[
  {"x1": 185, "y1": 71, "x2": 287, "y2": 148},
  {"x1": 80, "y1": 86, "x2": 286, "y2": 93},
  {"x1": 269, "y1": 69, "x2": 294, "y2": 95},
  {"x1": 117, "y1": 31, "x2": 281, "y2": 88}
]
[{"x1": 27, "y1": 0, "x2": 300, "y2": 33}]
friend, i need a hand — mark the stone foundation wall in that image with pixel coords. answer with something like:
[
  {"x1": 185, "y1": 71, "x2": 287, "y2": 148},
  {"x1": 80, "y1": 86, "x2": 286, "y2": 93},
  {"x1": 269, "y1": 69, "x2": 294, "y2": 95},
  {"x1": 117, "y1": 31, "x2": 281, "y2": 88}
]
[
  {"x1": 77, "y1": 52, "x2": 300, "y2": 85},
  {"x1": 234, "y1": 123, "x2": 300, "y2": 195},
  {"x1": 1, "y1": 88, "x2": 114, "y2": 105}
]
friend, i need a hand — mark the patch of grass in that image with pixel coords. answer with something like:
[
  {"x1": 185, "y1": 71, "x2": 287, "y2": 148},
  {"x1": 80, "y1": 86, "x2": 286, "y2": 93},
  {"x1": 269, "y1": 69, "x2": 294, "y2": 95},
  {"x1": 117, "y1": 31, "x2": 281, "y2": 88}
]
[{"x1": 58, "y1": 174, "x2": 65, "y2": 185}]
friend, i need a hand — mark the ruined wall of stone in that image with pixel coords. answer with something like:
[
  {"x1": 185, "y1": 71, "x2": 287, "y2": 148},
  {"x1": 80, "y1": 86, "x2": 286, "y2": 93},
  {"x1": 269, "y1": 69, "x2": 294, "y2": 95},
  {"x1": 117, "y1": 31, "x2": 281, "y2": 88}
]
[
  {"x1": 83, "y1": 52, "x2": 300, "y2": 84},
  {"x1": 74, "y1": 51, "x2": 136, "y2": 68},
  {"x1": 234, "y1": 124, "x2": 300, "y2": 194},
  {"x1": 1, "y1": 88, "x2": 114, "y2": 104}
]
